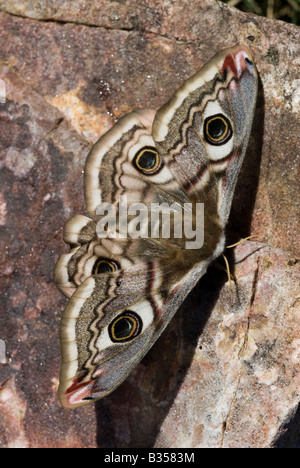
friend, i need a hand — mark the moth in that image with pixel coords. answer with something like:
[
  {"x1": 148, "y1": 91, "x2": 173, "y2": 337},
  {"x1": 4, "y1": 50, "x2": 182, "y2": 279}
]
[{"x1": 54, "y1": 45, "x2": 258, "y2": 408}]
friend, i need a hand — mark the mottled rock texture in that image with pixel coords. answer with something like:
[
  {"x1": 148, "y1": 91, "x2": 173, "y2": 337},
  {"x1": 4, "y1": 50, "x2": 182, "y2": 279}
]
[{"x1": 0, "y1": 0, "x2": 299, "y2": 448}]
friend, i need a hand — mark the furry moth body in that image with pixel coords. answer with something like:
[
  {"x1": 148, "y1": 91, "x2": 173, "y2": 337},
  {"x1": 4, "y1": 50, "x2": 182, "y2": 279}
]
[{"x1": 54, "y1": 46, "x2": 258, "y2": 408}]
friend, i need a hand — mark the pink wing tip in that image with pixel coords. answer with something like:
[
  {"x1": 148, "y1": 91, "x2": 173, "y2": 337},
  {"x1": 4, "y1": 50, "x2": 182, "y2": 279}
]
[
  {"x1": 222, "y1": 46, "x2": 254, "y2": 78},
  {"x1": 60, "y1": 377, "x2": 95, "y2": 408},
  {"x1": 60, "y1": 373, "x2": 110, "y2": 408}
]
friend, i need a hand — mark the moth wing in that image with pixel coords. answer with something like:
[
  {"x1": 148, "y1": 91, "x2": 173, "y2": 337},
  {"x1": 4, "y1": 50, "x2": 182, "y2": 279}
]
[
  {"x1": 54, "y1": 210, "x2": 183, "y2": 299},
  {"x1": 84, "y1": 108, "x2": 188, "y2": 216},
  {"x1": 58, "y1": 259, "x2": 206, "y2": 408},
  {"x1": 54, "y1": 109, "x2": 190, "y2": 298},
  {"x1": 54, "y1": 214, "x2": 98, "y2": 297},
  {"x1": 153, "y1": 45, "x2": 258, "y2": 223}
]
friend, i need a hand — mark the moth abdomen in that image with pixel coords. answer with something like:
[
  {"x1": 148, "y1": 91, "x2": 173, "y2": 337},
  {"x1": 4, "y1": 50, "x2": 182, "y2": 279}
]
[{"x1": 133, "y1": 146, "x2": 163, "y2": 175}]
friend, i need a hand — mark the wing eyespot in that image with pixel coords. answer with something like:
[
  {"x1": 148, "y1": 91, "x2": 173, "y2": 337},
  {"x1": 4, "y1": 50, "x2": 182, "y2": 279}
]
[
  {"x1": 133, "y1": 146, "x2": 162, "y2": 175},
  {"x1": 92, "y1": 258, "x2": 120, "y2": 275},
  {"x1": 108, "y1": 311, "x2": 143, "y2": 343},
  {"x1": 204, "y1": 114, "x2": 233, "y2": 146}
]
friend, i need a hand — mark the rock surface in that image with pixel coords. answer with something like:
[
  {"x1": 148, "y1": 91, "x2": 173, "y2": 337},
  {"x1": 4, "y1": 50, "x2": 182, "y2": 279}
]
[{"x1": 0, "y1": 0, "x2": 299, "y2": 448}]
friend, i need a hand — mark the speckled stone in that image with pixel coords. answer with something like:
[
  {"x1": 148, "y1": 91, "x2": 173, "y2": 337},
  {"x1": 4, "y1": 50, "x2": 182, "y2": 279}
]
[{"x1": 0, "y1": 0, "x2": 299, "y2": 448}]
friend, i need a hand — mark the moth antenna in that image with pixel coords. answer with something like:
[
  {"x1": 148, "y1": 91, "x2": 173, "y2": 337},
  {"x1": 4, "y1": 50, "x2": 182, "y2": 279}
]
[
  {"x1": 222, "y1": 253, "x2": 235, "y2": 292},
  {"x1": 226, "y1": 235, "x2": 258, "y2": 249}
]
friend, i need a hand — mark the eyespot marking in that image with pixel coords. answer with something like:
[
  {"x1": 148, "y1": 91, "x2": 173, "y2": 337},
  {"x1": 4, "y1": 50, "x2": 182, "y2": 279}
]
[
  {"x1": 133, "y1": 146, "x2": 162, "y2": 175},
  {"x1": 204, "y1": 114, "x2": 233, "y2": 146},
  {"x1": 108, "y1": 311, "x2": 143, "y2": 342}
]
